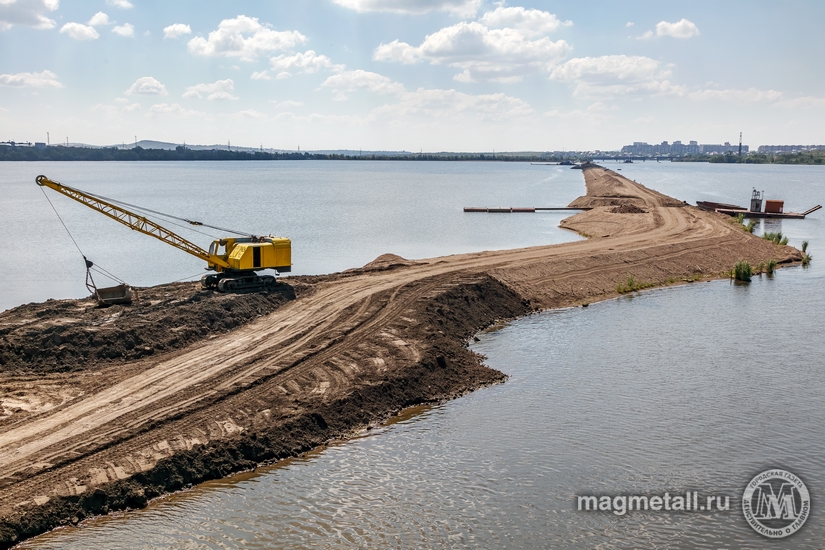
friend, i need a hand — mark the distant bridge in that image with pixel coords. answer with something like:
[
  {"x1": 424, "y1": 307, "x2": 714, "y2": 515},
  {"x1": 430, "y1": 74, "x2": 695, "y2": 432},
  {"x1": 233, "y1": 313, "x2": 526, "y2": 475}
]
[{"x1": 589, "y1": 155, "x2": 677, "y2": 162}]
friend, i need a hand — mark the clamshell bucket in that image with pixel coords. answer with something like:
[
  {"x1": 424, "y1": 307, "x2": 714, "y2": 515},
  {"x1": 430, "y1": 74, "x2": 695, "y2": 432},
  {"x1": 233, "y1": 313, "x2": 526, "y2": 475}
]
[{"x1": 95, "y1": 284, "x2": 133, "y2": 306}]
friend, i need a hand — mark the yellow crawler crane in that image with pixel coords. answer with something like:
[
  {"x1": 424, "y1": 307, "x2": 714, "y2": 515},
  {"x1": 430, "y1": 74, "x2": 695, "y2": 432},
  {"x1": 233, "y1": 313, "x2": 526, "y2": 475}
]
[{"x1": 36, "y1": 175, "x2": 291, "y2": 293}]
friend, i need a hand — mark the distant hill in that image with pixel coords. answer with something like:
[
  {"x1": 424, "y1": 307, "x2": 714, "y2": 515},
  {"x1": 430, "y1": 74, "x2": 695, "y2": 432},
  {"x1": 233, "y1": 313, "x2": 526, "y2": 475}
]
[
  {"x1": 106, "y1": 141, "x2": 417, "y2": 155},
  {"x1": 106, "y1": 140, "x2": 278, "y2": 152}
]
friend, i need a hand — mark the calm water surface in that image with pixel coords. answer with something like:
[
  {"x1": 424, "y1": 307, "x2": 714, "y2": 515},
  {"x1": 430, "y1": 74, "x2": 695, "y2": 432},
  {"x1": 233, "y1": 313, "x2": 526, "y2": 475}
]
[
  {"x1": 0, "y1": 161, "x2": 583, "y2": 312},
  {"x1": 12, "y1": 162, "x2": 825, "y2": 548}
]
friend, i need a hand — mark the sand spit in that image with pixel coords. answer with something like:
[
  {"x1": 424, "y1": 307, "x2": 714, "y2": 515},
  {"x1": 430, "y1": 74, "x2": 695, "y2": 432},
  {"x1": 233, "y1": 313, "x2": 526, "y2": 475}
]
[{"x1": 0, "y1": 166, "x2": 803, "y2": 546}]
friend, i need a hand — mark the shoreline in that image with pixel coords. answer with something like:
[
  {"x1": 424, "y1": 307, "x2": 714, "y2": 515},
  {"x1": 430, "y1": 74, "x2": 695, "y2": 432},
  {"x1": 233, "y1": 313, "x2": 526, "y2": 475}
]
[{"x1": 0, "y1": 165, "x2": 804, "y2": 547}]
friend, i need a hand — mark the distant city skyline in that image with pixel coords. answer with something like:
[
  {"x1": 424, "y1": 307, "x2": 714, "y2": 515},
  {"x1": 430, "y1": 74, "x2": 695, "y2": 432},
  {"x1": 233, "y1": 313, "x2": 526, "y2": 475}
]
[
  {"x1": 2, "y1": 1, "x2": 824, "y2": 151},
  {"x1": 7, "y1": 136, "x2": 825, "y2": 156},
  {"x1": 621, "y1": 139, "x2": 749, "y2": 156}
]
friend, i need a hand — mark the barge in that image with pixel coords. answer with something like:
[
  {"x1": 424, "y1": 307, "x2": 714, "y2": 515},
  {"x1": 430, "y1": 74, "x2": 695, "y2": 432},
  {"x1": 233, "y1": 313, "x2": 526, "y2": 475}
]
[{"x1": 697, "y1": 189, "x2": 821, "y2": 219}]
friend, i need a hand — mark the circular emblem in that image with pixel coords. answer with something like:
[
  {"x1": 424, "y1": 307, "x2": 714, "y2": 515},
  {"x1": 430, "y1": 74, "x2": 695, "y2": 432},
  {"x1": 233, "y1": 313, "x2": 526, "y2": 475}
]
[{"x1": 742, "y1": 469, "x2": 810, "y2": 538}]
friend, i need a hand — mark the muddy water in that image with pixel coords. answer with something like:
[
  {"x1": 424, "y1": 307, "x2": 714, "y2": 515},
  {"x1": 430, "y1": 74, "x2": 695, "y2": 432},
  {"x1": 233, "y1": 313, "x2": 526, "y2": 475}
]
[{"x1": 14, "y1": 163, "x2": 825, "y2": 548}]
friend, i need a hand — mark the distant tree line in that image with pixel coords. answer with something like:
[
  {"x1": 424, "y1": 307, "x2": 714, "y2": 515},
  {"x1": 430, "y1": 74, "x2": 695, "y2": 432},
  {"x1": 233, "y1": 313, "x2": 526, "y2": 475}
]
[
  {"x1": 0, "y1": 145, "x2": 581, "y2": 163},
  {"x1": 675, "y1": 151, "x2": 824, "y2": 165}
]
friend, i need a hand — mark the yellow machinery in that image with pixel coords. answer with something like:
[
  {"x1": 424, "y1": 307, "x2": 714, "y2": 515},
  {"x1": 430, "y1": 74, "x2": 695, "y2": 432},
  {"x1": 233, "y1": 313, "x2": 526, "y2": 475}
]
[{"x1": 36, "y1": 175, "x2": 291, "y2": 292}]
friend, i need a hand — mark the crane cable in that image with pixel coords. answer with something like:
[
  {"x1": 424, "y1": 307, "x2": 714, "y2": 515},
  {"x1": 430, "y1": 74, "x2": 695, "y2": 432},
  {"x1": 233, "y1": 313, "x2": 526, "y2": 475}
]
[
  {"x1": 77, "y1": 186, "x2": 258, "y2": 238},
  {"x1": 38, "y1": 185, "x2": 128, "y2": 292},
  {"x1": 41, "y1": 184, "x2": 200, "y2": 286}
]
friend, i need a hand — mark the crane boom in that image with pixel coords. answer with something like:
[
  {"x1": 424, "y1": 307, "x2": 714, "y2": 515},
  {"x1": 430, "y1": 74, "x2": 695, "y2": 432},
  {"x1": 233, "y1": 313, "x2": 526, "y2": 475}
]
[{"x1": 36, "y1": 175, "x2": 232, "y2": 270}]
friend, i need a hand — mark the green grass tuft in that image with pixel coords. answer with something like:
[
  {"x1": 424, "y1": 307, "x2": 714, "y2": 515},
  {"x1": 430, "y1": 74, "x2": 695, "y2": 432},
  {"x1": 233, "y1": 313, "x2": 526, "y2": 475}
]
[
  {"x1": 762, "y1": 231, "x2": 789, "y2": 245},
  {"x1": 616, "y1": 275, "x2": 656, "y2": 294},
  {"x1": 734, "y1": 261, "x2": 753, "y2": 282}
]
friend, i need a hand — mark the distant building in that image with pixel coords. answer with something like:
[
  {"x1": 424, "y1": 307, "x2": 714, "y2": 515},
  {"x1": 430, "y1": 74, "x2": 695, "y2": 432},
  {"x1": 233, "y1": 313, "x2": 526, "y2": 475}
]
[
  {"x1": 757, "y1": 145, "x2": 825, "y2": 153},
  {"x1": 700, "y1": 142, "x2": 747, "y2": 154},
  {"x1": 620, "y1": 140, "x2": 747, "y2": 156},
  {"x1": 35, "y1": 142, "x2": 46, "y2": 149}
]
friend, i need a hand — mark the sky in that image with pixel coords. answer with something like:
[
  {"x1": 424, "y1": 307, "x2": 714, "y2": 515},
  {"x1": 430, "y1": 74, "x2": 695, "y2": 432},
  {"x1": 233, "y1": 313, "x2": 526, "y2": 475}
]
[{"x1": 1, "y1": 0, "x2": 824, "y2": 152}]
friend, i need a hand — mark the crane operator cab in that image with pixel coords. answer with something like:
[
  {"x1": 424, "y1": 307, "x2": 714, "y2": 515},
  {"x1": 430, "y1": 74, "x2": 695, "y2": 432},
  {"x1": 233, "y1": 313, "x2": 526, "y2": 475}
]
[{"x1": 202, "y1": 236, "x2": 292, "y2": 292}]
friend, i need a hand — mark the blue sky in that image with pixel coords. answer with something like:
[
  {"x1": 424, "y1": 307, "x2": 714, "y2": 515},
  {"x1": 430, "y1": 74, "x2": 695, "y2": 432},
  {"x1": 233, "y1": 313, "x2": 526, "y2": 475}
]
[{"x1": 1, "y1": 0, "x2": 823, "y2": 151}]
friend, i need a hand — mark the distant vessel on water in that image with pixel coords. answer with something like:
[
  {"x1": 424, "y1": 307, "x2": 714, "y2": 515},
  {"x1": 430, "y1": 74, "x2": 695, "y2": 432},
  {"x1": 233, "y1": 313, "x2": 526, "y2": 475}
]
[{"x1": 697, "y1": 188, "x2": 821, "y2": 219}]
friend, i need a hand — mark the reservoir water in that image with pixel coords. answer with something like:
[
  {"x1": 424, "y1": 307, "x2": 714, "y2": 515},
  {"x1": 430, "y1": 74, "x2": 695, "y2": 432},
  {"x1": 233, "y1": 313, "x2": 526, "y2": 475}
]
[
  {"x1": 6, "y1": 161, "x2": 825, "y2": 548},
  {"x1": 0, "y1": 161, "x2": 583, "y2": 312}
]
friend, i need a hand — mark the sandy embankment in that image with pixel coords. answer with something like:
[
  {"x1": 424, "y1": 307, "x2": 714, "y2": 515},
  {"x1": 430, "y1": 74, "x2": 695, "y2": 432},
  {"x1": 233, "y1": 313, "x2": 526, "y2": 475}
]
[{"x1": 0, "y1": 166, "x2": 803, "y2": 546}]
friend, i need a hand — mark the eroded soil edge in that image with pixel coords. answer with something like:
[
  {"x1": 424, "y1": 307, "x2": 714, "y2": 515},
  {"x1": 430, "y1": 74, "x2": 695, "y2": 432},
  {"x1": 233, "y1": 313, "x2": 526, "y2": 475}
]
[
  {"x1": 0, "y1": 276, "x2": 530, "y2": 546},
  {"x1": 0, "y1": 166, "x2": 805, "y2": 547}
]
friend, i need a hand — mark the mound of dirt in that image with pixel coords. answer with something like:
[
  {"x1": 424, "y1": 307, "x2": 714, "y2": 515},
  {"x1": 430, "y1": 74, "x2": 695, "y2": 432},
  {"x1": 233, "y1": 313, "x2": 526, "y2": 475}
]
[
  {"x1": 611, "y1": 204, "x2": 648, "y2": 214},
  {"x1": 357, "y1": 253, "x2": 417, "y2": 272},
  {"x1": 0, "y1": 281, "x2": 297, "y2": 373}
]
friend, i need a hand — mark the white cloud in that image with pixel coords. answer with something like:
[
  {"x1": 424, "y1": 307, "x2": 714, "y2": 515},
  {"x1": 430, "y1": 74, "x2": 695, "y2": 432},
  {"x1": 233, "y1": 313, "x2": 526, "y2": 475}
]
[
  {"x1": 270, "y1": 99, "x2": 304, "y2": 108},
  {"x1": 106, "y1": 0, "x2": 133, "y2": 9},
  {"x1": 550, "y1": 55, "x2": 684, "y2": 98},
  {"x1": 88, "y1": 12, "x2": 110, "y2": 26},
  {"x1": 321, "y1": 70, "x2": 406, "y2": 100},
  {"x1": 551, "y1": 55, "x2": 661, "y2": 82},
  {"x1": 125, "y1": 76, "x2": 167, "y2": 96},
  {"x1": 626, "y1": 22, "x2": 634, "y2": 27},
  {"x1": 656, "y1": 18, "x2": 699, "y2": 39},
  {"x1": 688, "y1": 87, "x2": 782, "y2": 102},
  {"x1": 586, "y1": 101, "x2": 619, "y2": 112},
  {"x1": 91, "y1": 103, "x2": 119, "y2": 115},
  {"x1": 163, "y1": 23, "x2": 191, "y2": 39},
  {"x1": 271, "y1": 50, "x2": 344, "y2": 74},
  {"x1": 374, "y1": 17, "x2": 571, "y2": 82},
  {"x1": 639, "y1": 18, "x2": 699, "y2": 40},
  {"x1": 253, "y1": 50, "x2": 344, "y2": 81},
  {"x1": 112, "y1": 23, "x2": 134, "y2": 37},
  {"x1": 0, "y1": 0, "x2": 59, "y2": 30},
  {"x1": 552, "y1": 56, "x2": 782, "y2": 103},
  {"x1": 60, "y1": 22, "x2": 100, "y2": 40},
  {"x1": 0, "y1": 69, "x2": 62, "y2": 88},
  {"x1": 148, "y1": 103, "x2": 205, "y2": 117},
  {"x1": 320, "y1": 68, "x2": 533, "y2": 120},
  {"x1": 776, "y1": 96, "x2": 825, "y2": 108},
  {"x1": 90, "y1": 99, "x2": 140, "y2": 115},
  {"x1": 371, "y1": 87, "x2": 534, "y2": 121},
  {"x1": 182, "y1": 79, "x2": 238, "y2": 100},
  {"x1": 478, "y1": 6, "x2": 571, "y2": 37},
  {"x1": 187, "y1": 15, "x2": 307, "y2": 61},
  {"x1": 332, "y1": 0, "x2": 481, "y2": 17},
  {"x1": 237, "y1": 109, "x2": 267, "y2": 119},
  {"x1": 544, "y1": 108, "x2": 611, "y2": 123}
]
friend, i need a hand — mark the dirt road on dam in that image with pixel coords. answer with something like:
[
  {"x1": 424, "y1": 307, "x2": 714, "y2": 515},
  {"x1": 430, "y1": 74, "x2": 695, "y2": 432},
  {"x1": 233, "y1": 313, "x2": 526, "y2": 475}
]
[{"x1": 0, "y1": 166, "x2": 802, "y2": 546}]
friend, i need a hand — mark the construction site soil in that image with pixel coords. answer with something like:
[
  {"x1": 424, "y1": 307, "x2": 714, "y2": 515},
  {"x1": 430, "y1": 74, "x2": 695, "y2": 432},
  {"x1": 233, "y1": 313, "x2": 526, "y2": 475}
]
[
  {"x1": 0, "y1": 282, "x2": 300, "y2": 374},
  {"x1": 0, "y1": 166, "x2": 805, "y2": 547}
]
